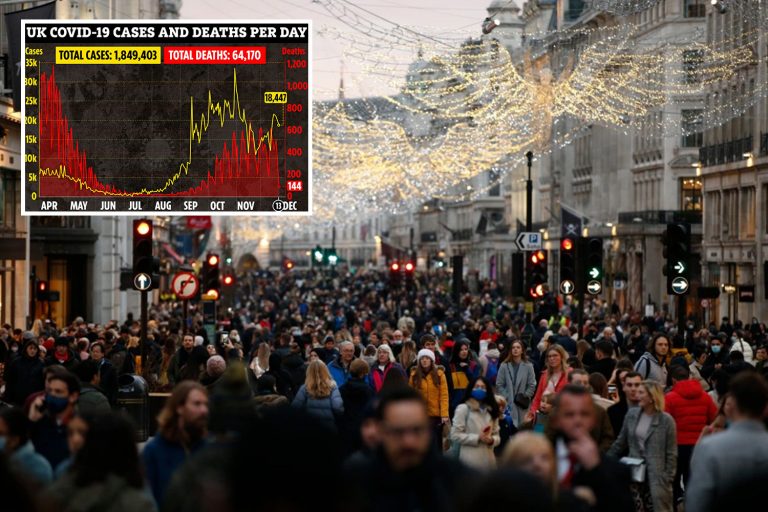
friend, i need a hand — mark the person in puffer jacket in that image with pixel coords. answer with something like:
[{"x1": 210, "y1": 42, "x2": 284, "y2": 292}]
[
  {"x1": 291, "y1": 360, "x2": 343, "y2": 432},
  {"x1": 664, "y1": 364, "x2": 718, "y2": 505},
  {"x1": 634, "y1": 333, "x2": 669, "y2": 386}
]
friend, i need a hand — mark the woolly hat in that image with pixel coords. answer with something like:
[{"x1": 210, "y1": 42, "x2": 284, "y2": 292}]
[{"x1": 417, "y1": 348, "x2": 435, "y2": 363}]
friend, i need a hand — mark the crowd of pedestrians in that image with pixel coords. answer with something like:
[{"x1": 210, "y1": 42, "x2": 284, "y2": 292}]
[{"x1": 0, "y1": 267, "x2": 767, "y2": 511}]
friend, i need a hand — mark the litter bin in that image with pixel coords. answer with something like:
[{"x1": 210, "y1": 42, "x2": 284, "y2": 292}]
[{"x1": 116, "y1": 374, "x2": 149, "y2": 441}]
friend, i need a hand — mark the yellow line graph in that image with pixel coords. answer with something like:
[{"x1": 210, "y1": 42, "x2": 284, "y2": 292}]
[{"x1": 39, "y1": 68, "x2": 282, "y2": 196}]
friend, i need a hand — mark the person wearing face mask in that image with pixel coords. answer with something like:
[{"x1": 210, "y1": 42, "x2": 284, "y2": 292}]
[
  {"x1": 0, "y1": 406, "x2": 53, "y2": 487},
  {"x1": 27, "y1": 370, "x2": 81, "y2": 469},
  {"x1": 701, "y1": 334, "x2": 731, "y2": 382},
  {"x1": 448, "y1": 376, "x2": 500, "y2": 471}
]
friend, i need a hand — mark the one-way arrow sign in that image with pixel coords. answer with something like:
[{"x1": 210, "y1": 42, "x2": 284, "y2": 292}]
[
  {"x1": 587, "y1": 280, "x2": 602, "y2": 295},
  {"x1": 134, "y1": 273, "x2": 152, "y2": 291},
  {"x1": 560, "y1": 280, "x2": 575, "y2": 295},
  {"x1": 673, "y1": 261, "x2": 686, "y2": 274},
  {"x1": 588, "y1": 267, "x2": 600, "y2": 279},
  {"x1": 671, "y1": 276, "x2": 689, "y2": 295}
]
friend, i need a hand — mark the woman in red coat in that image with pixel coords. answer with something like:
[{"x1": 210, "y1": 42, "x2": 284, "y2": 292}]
[{"x1": 525, "y1": 344, "x2": 570, "y2": 423}]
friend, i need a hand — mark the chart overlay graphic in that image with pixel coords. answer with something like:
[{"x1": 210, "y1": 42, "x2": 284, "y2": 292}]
[{"x1": 22, "y1": 21, "x2": 311, "y2": 215}]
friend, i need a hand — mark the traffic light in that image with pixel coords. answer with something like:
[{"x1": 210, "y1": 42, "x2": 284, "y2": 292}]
[
  {"x1": 527, "y1": 249, "x2": 548, "y2": 299},
  {"x1": 282, "y1": 256, "x2": 295, "y2": 272},
  {"x1": 559, "y1": 237, "x2": 576, "y2": 295},
  {"x1": 663, "y1": 223, "x2": 691, "y2": 295},
  {"x1": 222, "y1": 274, "x2": 235, "y2": 286},
  {"x1": 313, "y1": 245, "x2": 324, "y2": 266},
  {"x1": 389, "y1": 261, "x2": 401, "y2": 288},
  {"x1": 202, "y1": 253, "x2": 220, "y2": 299},
  {"x1": 36, "y1": 280, "x2": 48, "y2": 301},
  {"x1": 581, "y1": 237, "x2": 603, "y2": 295},
  {"x1": 132, "y1": 219, "x2": 154, "y2": 278},
  {"x1": 404, "y1": 261, "x2": 415, "y2": 290}
]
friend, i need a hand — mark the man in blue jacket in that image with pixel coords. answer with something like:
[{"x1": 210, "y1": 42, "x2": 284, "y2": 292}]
[{"x1": 328, "y1": 340, "x2": 356, "y2": 388}]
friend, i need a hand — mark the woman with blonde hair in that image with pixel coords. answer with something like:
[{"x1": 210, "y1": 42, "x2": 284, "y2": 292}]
[
  {"x1": 501, "y1": 432, "x2": 558, "y2": 497},
  {"x1": 291, "y1": 360, "x2": 344, "y2": 432},
  {"x1": 249, "y1": 343, "x2": 270, "y2": 380},
  {"x1": 608, "y1": 380, "x2": 677, "y2": 512},
  {"x1": 526, "y1": 344, "x2": 570, "y2": 424}
]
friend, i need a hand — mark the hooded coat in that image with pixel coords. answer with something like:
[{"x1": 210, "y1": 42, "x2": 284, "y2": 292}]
[
  {"x1": 664, "y1": 379, "x2": 718, "y2": 445},
  {"x1": 3, "y1": 340, "x2": 45, "y2": 406},
  {"x1": 634, "y1": 351, "x2": 668, "y2": 385}
]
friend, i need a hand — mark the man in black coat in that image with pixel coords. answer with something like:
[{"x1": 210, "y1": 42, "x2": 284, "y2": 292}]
[
  {"x1": 89, "y1": 341, "x2": 117, "y2": 405},
  {"x1": 344, "y1": 386, "x2": 478, "y2": 512},
  {"x1": 3, "y1": 339, "x2": 45, "y2": 406},
  {"x1": 549, "y1": 385, "x2": 633, "y2": 512}
]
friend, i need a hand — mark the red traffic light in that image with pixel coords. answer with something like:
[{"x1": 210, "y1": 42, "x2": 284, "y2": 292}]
[
  {"x1": 530, "y1": 250, "x2": 546, "y2": 264},
  {"x1": 286, "y1": 260, "x2": 294, "y2": 270},
  {"x1": 207, "y1": 254, "x2": 219, "y2": 266},
  {"x1": 135, "y1": 220, "x2": 152, "y2": 236},
  {"x1": 405, "y1": 262, "x2": 414, "y2": 272},
  {"x1": 223, "y1": 275, "x2": 234, "y2": 286},
  {"x1": 38, "y1": 281, "x2": 47, "y2": 291},
  {"x1": 390, "y1": 262, "x2": 400, "y2": 271},
  {"x1": 561, "y1": 238, "x2": 574, "y2": 251}
]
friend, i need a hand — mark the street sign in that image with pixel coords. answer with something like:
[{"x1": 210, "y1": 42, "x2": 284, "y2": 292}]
[
  {"x1": 614, "y1": 280, "x2": 626, "y2": 290},
  {"x1": 671, "y1": 276, "x2": 689, "y2": 295},
  {"x1": 700, "y1": 299, "x2": 709, "y2": 308},
  {"x1": 134, "y1": 273, "x2": 152, "y2": 291},
  {"x1": 515, "y1": 232, "x2": 542, "y2": 251},
  {"x1": 587, "y1": 280, "x2": 602, "y2": 295},
  {"x1": 171, "y1": 272, "x2": 200, "y2": 300},
  {"x1": 673, "y1": 261, "x2": 686, "y2": 274},
  {"x1": 738, "y1": 285, "x2": 755, "y2": 303},
  {"x1": 560, "y1": 279, "x2": 575, "y2": 295}
]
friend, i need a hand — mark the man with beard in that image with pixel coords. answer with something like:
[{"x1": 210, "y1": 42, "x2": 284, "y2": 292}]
[
  {"x1": 142, "y1": 381, "x2": 209, "y2": 506},
  {"x1": 167, "y1": 334, "x2": 198, "y2": 385},
  {"x1": 344, "y1": 386, "x2": 476, "y2": 511}
]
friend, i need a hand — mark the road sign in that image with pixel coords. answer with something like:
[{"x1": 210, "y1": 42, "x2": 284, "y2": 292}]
[
  {"x1": 134, "y1": 273, "x2": 151, "y2": 291},
  {"x1": 515, "y1": 232, "x2": 542, "y2": 251},
  {"x1": 171, "y1": 272, "x2": 200, "y2": 300},
  {"x1": 671, "y1": 276, "x2": 689, "y2": 295},
  {"x1": 614, "y1": 280, "x2": 626, "y2": 290},
  {"x1": 588, "y1": 267, "x2": 600, "y2": 279},
  {"x1": 587, "y1": 280, "x2": 602, "y2": 295},
  {"x1": 560, "y1": 280, "x2": 575, "y2": 295},
  {"x1": 700, "y1": 299, "x2": 709, "y2": 308}
]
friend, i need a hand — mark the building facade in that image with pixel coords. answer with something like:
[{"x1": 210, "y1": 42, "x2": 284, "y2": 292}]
[
  {"x1": 0, "y1": 0, "x2": 181, "y2": 328},
  {"x1": 699, "y1": 0, "x2": 768, "y2": 322}
]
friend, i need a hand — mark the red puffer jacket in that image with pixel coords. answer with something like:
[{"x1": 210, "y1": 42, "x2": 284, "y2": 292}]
[{"x1": 665, "y1": 379, "x2": 718, "y2": 445}]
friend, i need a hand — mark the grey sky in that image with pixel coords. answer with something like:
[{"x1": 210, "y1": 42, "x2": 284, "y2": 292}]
[{"x1": 181, "y1": 0, "x2": 498, "y2": 100}]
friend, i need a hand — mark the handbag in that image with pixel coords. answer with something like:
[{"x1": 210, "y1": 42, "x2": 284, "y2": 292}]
[
  {"x1": 513, "y1": 393, "x2": 530, "y2": 409},
  {"x1": 619, "y1": 456, "x2": 647, "y2": 483},
  {"x1": 446, "y1": 406, "x2": 471, "y2": 458}
]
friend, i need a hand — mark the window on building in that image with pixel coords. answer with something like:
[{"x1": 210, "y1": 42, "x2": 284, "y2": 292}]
[
  {"x1": 681, "y1": 109, "x2": 703, "y2": 147},
  {"x1": 684, "y1": 0, "x2": 706, "y2": 18},
  {"x1": 488, "y1": 169, "x2": 501, "y2": 197},
  {"x1": 680, "y1": 178, "x2": 702, "y2": 211},
  {"x1": 683, "y1": 49, "x2": 704, "y2": 84}
]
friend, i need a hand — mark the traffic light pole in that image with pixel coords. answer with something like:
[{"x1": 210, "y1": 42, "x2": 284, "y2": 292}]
[
  {"x1": 140, "y1": 289, "x2": 148, "y2": 377},
  {"x1": 525, "y1": 151, "x2": 533, "y2": 326}
]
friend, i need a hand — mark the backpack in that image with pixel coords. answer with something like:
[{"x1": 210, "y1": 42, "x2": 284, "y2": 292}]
[{"x1": 485, "y1": 356, "x2": 499, "y2": 385}]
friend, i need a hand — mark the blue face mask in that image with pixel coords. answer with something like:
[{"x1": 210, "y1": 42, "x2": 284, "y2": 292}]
[
  {"x1": 711, "y1": 345, "x2": 722, "y2": 354},
  {"x1": 44, "y1": 394, "x2": 70, "y2": 414},
  {"x1": 471, "y1": 389, "x2": 487, "y2": 401}
]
